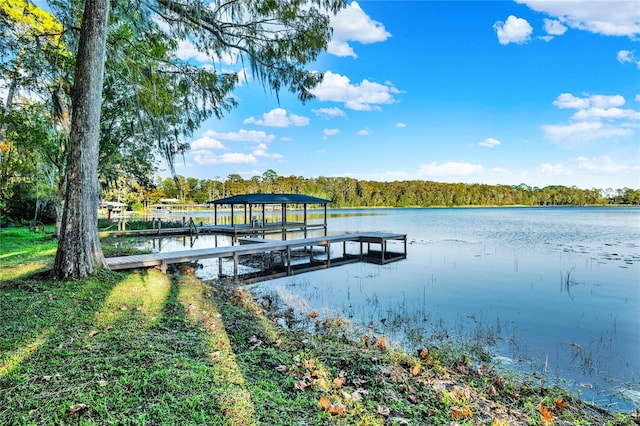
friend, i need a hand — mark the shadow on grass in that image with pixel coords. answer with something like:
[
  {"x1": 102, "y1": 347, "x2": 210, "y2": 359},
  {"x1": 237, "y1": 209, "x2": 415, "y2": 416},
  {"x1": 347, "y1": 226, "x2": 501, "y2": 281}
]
[{"x1": 0, "y1": 267, "x2": 258, "y2": 425}]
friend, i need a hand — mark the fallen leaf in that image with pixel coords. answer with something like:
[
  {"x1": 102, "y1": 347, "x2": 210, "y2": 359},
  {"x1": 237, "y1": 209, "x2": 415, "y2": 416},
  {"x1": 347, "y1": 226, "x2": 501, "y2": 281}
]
[
  {"x1": 410, "y1": 364, "x2": 421, "y2": 376},
  {"x1": 377, "y1": 404, "x2": 390, "y2": 417},
  {"x1": 294, "y1": 380, "x2": 309, "y2": 391},
  {"x1": 451, "y1": 407, "x2": 463, "y2": 419},
  {"x1": 88, "y1": 330, "x2": 98, "y2": 338},
  {"x1": 275, "y1": 365, "x2": 289, "y2": 373},
  {"x1": 538, "y1": 403, "x2": 554, "y2": 426},
  {"x1": 318, "y1": 395, "x2": 330, "y2": 410},
  {"x1": 247, "y1": 335, "x2": 262, "y2": 349},
  {"x1": 580, "y1": 383, "x2": 593, "y2": 389},
  {"x1": 487, "y1": 385, "x2": 498, "y2": 397},
  {"x1": 377, "y1": 336, "x2": 388, "y2": 350},
  {"x1": 417, "y1": 347, "x2": 429, "y2": 359},
  {"x1": 309, "y1": 311, "x2": 318, "y2": 318},
  {"x1": 97, "y1": 380, "x2": 108, "y2": 387},
  {"x1": 555, "y1": 397, "x2": 568, "y2": 412},
  {"x1": 352, "y1": 378, "x2": 367, "y2": 386},
  {"x1": 333, "y1": 376, "x2": 346, "y2": 388},
  {"x1": 175, "y1": 361, "x2": 183, "y2": 368},
  {"x1": 351, "y1": 390, "x2": 363, "y2": 402},
  {"x1": 328, "y1": 402, "x2": 346, "y2": 415},
  {"x1": 66, "y1": 403, "x2": 89, "y2": 416}
]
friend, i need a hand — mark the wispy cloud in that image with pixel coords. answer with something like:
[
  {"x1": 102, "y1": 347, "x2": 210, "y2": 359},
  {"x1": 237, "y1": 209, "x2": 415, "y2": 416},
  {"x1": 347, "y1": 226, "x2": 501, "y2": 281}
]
[
  {"x1": 244, "y1": 108, "x2": 310, "y2": 127},
  {"x1": 516, "y1": 0, "x2": 640, "y2": 38},
  {"x1": 199, "y1": 129, "x2": 275, "y2": 143},
  {"x1": 312, "y1": 107, "x2": 346, "y2": 119},
  {"x1": 543, "y1": 93, "x2": 639, "y2": 144},
  {"x1": 479, "y1": 138, "x2": 501, "y2": 148}
]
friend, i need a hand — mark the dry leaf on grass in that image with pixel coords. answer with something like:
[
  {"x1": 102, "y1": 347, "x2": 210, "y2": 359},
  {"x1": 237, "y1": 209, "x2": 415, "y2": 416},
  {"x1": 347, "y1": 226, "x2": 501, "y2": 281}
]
[
  {"x1": 555, "y1": 397, "x2": 568, "y2": 412},
  {"x1": 410, "y1": 364, "x2": 421, "y2": 376},
  {"x1": 377, "y1": 404, "x2": 390, "y2": 417},
  {"x1": 318, "y1": 395, "x2": 330, "y2": 409},
  {"x1": 538, "y1": 403, "x2": 555, "y2": 426},
  {"x1": 66, "y1": 403, "x2": 89, "y2": 416},
  {"x1": 328, "y1": 402, "x2": 346, "y2": 415}
]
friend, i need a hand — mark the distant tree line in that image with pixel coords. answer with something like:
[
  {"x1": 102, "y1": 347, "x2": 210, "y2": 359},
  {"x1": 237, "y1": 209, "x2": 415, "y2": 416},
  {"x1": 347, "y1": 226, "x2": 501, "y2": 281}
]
[
  {"x1": 4, "y1": 169, "x2": 639, "y2": 224},
  {"x1": 118, "y1": 169, "x2": 639, "y2": 209}
]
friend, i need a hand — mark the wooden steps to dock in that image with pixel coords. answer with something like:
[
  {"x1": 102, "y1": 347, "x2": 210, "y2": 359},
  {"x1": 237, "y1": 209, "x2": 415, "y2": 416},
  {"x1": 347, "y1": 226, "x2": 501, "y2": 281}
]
[{"x1": 105, "y1": 232, "x2": 407, "y2": 283}]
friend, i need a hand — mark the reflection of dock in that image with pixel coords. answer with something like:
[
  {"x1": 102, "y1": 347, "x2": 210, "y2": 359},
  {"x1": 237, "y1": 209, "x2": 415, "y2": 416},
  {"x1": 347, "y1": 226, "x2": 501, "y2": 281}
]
[{"x1": 105, "y1": 232, "x2": 407, "y2": 283}]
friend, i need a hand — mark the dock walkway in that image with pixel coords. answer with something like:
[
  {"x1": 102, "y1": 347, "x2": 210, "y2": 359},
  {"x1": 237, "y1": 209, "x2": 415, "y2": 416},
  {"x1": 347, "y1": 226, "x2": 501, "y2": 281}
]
[{"x1": 106, "y1": 232, "x2": 406, "y2": 283}]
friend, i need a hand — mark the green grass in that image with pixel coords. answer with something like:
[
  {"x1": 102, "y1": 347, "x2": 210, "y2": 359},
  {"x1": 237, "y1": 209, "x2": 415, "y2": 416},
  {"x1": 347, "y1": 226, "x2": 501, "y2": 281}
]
[{"x1": 1, "y1": 227, "x2": 637, "y2": 425}]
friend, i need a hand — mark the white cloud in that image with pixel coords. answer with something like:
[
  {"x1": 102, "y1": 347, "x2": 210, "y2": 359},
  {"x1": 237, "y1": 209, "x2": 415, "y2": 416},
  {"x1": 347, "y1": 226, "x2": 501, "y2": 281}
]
[
  {"x1": 479, "y1": 137, "x2": 501, "y2": 148},
  {"x1": 323, "y1": 128, "x2": 340, "y2": 137},
  {"x1": 418, "y1": 162, "x2": 485, "y2": 177},
  {"x1": 576, "y1": 156, "x2": 632, "y2": 174},
  {"x1": 201, "y1": 129, "x2": 274, "y2": 143},
  {"x1": 543, "y1": 93, "x2": 639, "y2": 143},
  {"x1": 328, "y1": 1, "x2": 391, "y2": 58},
  {"x1": 175, "y1": 39, "x2": 210, "y2": 63},
  {"x1": 244, "y1": 108, "x2": 309, "y2": 127},
  {"x1": 553, "y1": 93, "x2": 626, "y2": 109},
  {"x1": 312, "y1": 107, "x2": 346, "y2": 119},
  {"x1": 542, "y1": 121, "x2": 633, "y2": 142},
  {"x1": 253, "y1": 143, "x2": 283, "y2": 159},
  {"x1": 539, "y1": 163, "x2": 572, "y2": 176},
  {"x1": 636, "y1": 94, "x2": 640, "y2": 102},
  {"x1": 544, "y1": 18, "x2": 568, "y2": 36},
  {"x1": 357, "y1": 129, "x2": 369, "y2": 136},
  {"x1": 192, "y1": 151, "x2": 257, "y2": 165},
  {"x1": 617, "y1": 50, "x2": 640, "y2": 68},
  {"x1": 396, "y1": 122, "x2": 406, "y2": 128},
  {"x1": 312, "y1": 71, "x2": 399, "y2": 111},
  {"x1": 191, "y1": 135, "x2": 226, "y2": 150},
  {"x1": 516, "y1": 0, "x2": 640, "y2": 38},
  {"x1": 571, "y1": 107, "x2": 640, "y2": 121},
  {"x1": 493, "y1": 15, "x2": 533, "y2": 45}
]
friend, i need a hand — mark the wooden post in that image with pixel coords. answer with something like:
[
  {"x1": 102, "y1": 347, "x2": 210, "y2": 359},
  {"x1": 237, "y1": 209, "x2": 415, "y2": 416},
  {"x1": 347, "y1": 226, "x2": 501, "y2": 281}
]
[
  {"x1": 214, "y1": 204, "x2": 218, "y2": 226},
  {"x1": 233, "y1": 253, "x2": 238, "y2": 281},
  {"x1": 323, "y1": 204, "x2": 327, "y2": 236},
  {"x1": 303, "y1": 204, "x2": 308, "y2": 238}
]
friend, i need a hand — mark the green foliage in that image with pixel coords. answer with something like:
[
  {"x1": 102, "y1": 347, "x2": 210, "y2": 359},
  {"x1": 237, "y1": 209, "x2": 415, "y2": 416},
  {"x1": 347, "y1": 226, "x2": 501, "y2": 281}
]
[{"x1": 143, "y1": 172, "x2": 621, "y2": 207}]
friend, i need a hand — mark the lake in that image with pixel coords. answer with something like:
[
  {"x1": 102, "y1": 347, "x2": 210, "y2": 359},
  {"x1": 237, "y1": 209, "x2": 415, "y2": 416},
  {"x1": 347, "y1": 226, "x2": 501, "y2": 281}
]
[{"x1": 134, "y1": 206, "x2": 640, "y2": 411}]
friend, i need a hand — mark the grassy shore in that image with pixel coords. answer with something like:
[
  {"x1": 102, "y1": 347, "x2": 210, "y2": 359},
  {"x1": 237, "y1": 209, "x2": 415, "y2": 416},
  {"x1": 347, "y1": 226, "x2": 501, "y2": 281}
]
[{"x1": 1, "y1": 227, "x2": 637, "y2": 425}]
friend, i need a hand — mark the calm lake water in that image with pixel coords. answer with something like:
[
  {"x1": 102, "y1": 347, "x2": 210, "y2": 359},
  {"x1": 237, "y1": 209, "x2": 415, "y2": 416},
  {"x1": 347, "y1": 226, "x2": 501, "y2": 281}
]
[{"x1": 136, "y1": 206, "x2": 640, "y2": 411}]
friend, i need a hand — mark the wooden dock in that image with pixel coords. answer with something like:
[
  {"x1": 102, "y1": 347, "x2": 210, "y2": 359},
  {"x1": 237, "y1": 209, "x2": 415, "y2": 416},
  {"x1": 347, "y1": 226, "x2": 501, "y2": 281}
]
[{"x1": 105, "y1": 232, "x2": 406, "y2": 283}]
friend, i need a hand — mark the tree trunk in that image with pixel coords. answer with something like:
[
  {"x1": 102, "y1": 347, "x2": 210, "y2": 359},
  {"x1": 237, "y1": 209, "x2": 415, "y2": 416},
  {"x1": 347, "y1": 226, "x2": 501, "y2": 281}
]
[{"x1": 54, "y1": 0, "x2": 110, "y2": 279}]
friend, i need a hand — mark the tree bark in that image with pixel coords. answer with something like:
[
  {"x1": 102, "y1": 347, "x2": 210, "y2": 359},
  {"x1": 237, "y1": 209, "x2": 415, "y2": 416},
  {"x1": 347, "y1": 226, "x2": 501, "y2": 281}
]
[{"x1": 54, "y1": 0, "x2": 110, "y2": 279}]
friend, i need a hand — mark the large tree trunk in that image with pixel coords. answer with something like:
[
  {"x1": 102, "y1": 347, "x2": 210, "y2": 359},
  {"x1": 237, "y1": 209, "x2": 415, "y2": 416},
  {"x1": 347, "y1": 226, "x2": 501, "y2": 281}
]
[{"x1": 54, "y1": 0, "x2": 110, "y2": 279}]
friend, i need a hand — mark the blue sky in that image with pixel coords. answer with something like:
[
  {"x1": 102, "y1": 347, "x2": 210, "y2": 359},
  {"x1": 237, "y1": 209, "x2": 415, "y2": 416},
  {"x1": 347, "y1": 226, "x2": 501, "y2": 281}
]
[{"x1": 169, "y1": 0, "x2": 640, "y2": 190}]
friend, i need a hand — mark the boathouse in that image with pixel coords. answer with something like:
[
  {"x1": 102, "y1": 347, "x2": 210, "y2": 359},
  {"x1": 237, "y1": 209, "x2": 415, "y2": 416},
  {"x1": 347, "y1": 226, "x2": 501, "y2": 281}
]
[{"x1": 207, "y1": 193, "x2": 331, "y2": 239}]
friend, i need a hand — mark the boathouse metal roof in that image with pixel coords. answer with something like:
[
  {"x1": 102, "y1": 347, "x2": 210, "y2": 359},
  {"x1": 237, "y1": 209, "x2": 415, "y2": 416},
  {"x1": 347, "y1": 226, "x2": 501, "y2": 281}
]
[{"x1": 208, "y1": 193, "x2": 331, "y2": 205}]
